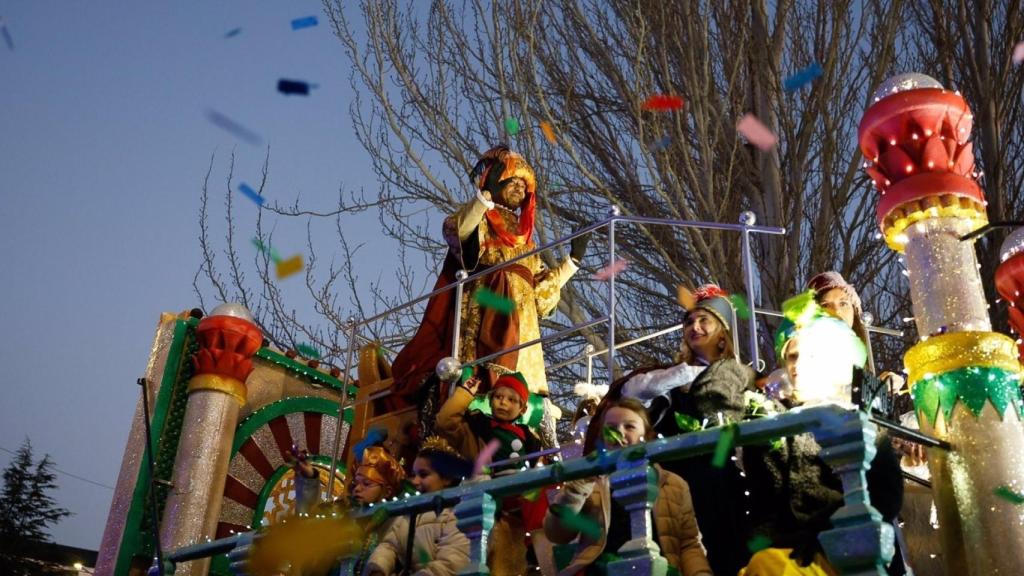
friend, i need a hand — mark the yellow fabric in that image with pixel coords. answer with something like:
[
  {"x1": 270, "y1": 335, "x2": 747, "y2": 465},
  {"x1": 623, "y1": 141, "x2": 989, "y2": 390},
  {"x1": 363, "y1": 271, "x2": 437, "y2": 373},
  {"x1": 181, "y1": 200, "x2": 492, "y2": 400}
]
[
  {"x1": 739, "y1": 548, "x2": 838, "y2": 576},
  {"x1": 903, "y1": 331, "x2": 1020, "y2": 386},
  {"x1": 448, "y1": 199, "x2": 577, "y2": 395}
]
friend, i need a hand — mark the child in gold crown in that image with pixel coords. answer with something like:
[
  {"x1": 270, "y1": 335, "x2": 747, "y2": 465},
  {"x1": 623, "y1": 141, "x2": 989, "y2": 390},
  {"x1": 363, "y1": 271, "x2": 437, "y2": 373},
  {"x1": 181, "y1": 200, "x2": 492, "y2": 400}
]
[{"x1": 436, "y1": 372, "x2": 546, "y2": 576}]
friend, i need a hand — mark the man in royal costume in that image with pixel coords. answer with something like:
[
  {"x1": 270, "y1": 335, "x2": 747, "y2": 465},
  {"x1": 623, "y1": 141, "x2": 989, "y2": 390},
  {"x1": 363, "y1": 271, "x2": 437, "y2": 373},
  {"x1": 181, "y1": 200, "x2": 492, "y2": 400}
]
[{"x1": 388, "y1": 145, "x2": 588, "y2": 442}]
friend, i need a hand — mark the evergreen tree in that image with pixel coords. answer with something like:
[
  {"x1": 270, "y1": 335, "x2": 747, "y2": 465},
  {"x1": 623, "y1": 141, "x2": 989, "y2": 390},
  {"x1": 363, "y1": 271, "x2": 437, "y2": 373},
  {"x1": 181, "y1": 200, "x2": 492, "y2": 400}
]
[{"x1": 0, "y1": 438, "x2": 72, "y2": 575}]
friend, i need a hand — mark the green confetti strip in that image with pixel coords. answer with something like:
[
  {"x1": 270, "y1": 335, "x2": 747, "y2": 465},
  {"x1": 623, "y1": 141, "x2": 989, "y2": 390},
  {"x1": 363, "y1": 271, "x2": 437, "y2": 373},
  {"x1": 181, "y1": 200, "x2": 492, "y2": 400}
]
[
  {"x1": 994, "y1": 485, "x2": 1024, "y2": 505},
  {"x1": 504, "y1": 117, "x2": 521, "y2": 136},
  {"x1": 474, "y1": 287, "x2": 515, "y2": 314},
  {"x1": 728, "y1": 294, "x2": 751, "y2": 320},
  {"x1": 296, "y1": 343, "x2": 321, "y2": 359},
  {"x1": 416, "y1": 546, "x2": 431, "y2": 566},
  {"x1": 461, "y1": 365, "x2": 474, "y2": 384},
  {"x1": 673, "y1": 412, "x2": 702, "y2": 433},
  {"x1": 523, "y1": 487, "x2": 542, "y2": 502},
  {"x1": 601, "y1": 426, "x2": 624, "y2": 445},
  {"x1": 711, "y1": 424, "x2": 738, "y2": 468},
  {"x1": 552, "y1": 505, "x2": 601, "y2": 539},
  {"x1": 746, "y1": 534, "x2": 773, "y2": 553}
]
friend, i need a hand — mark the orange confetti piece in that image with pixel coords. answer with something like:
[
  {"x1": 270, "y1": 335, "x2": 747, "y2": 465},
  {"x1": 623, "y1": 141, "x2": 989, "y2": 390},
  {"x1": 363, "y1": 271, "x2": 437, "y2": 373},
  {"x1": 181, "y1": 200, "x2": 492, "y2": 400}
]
[
  {"x1": 276, "y1": 255, "x2": 304, "y2": 279},
  {"x1": 540, "y1": 121, "x2": 557, "y2": 143},
  {"x1": 676, "y1": 285, "x2": 696, "y2": 310},
  {"x1": 642, "y1": 94, "x2": 685, "y2": 111}
]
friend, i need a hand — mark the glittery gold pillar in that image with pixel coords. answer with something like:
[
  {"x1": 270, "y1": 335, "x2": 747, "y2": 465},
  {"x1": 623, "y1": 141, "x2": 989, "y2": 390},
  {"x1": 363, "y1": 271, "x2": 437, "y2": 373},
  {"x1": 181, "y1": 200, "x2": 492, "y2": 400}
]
[
  {"x1": 860, "y1": 74, "x2": 1024, "y2": 574},
  {"x1": 159, "y1": 390, "x2": 240, "y2": 575}
]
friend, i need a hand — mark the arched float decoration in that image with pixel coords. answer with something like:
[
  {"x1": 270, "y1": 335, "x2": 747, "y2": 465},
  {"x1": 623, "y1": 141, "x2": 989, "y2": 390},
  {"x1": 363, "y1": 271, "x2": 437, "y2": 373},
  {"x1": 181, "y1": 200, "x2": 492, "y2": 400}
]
[{"x1": 214, "y1": 396, "x2": 352, "y2": 538}]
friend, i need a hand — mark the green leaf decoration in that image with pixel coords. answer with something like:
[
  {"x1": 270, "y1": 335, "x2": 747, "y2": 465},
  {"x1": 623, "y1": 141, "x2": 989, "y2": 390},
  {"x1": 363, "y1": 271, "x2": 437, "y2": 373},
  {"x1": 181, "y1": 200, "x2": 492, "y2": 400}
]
[
  {"x1": 994, "y1": 485, "x2": 1024, "y2": 505},
  {"x1": 674, "y1": 412, "x2": 702, "y2": 433},
  {"x1": 711, "y1": 424, "x2": 738, "y2": 468},
  {"x1": 913, "y1": 366, "x2": 1024, "y2": 426},
  {"x1": 474, "y1": 287, "x2": 515, "y2": 314},
  {"x1": 746, "y1": 534, "x2": 773, "y2": 553}
]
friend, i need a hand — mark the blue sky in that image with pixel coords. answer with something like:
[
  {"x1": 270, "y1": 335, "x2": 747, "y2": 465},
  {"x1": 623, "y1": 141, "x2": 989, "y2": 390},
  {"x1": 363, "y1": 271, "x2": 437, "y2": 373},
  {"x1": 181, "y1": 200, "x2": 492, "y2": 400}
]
[{"x1": 0, "y1": 1, "x2": 395, "y2": 549}]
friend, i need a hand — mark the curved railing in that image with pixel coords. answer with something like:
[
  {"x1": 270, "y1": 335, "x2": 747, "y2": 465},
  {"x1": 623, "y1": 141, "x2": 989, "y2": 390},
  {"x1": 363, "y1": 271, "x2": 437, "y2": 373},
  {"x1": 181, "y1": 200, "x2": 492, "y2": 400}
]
[{"x1": 160, "y1": 404, "x2": 897, "y2": 576}]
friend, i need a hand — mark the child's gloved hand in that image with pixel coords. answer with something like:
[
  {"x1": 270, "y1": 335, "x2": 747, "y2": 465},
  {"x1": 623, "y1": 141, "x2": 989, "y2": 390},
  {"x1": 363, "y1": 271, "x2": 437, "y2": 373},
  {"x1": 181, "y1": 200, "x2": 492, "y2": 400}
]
[{"x1": 563, "y1": 478, "x2": 596, "y2": 499}]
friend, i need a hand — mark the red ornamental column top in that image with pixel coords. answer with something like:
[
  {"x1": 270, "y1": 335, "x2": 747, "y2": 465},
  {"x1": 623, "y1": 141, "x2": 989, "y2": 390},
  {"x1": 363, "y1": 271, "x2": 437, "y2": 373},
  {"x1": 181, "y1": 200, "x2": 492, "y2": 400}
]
[
  {"x1": 995, "y1": 229, "x2": 1024, "y2": 360},
  {"x1": 192, "y1": 303, "x2": 263, "y2": 383},
  {"x1": 857, "y1": 73, "x2": 988, "y2": 251}
]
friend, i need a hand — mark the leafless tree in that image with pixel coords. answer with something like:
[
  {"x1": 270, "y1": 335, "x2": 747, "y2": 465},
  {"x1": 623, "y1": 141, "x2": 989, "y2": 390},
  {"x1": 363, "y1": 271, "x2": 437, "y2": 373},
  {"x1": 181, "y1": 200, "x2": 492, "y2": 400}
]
[{"x1": 195, "y1": 0, "x2": 1024, "y2": 423}]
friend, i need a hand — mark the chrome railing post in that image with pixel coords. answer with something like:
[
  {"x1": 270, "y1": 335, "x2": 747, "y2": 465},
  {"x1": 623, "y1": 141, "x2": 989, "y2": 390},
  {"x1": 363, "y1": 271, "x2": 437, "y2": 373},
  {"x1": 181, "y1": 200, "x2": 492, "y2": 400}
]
[
  {"x1": 739, "y1": 211, "x2": 760, "y2": 370},
  {"x1": 326, "y1": 316, "x2": 358, "y2": 501},
  {"x1": 607, "y1": 206, "x2": 620, "y2": 381},
  {"x1": 451, "y1": 270, "x2": 468, "y2": 361}
]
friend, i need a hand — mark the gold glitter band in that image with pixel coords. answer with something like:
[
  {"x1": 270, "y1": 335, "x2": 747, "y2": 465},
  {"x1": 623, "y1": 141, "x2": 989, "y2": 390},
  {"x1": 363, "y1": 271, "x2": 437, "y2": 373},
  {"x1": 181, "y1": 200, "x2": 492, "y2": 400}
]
[
  {"x1": 188, "y1": 373, "x2": 247, "y2": 404},
  {"x1": 904, "y1": 331, "x2": 1021, "y2": 386},
  {"x1": 882, "y1": 194, "x2": 987, "y2": 251}
]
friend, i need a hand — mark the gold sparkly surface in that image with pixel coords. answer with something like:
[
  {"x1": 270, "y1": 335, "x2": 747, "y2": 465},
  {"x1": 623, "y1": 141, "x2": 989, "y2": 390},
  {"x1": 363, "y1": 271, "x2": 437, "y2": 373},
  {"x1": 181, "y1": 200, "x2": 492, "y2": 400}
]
[
  {"x1": 905, "y1": 221, "x2": 993, "y2": 336},
  {"x1": 96, "y1": 316, "x2": 179, "y2": 574},
  {"x1": 904, "y1": 332, "x2": 1019, "y2": 386},
  {"x1": 227, "y1": 452, "x2": 266, "y2": 495},
  {"x1": 188, "y1": 373, "x2": 246, "y2": 405},
  {"x1": 286, "y1": 411, "x2": 309, "y2": 452},
  {"x1": 884, "y1": 195, "x2": 987, "y2": 251}
]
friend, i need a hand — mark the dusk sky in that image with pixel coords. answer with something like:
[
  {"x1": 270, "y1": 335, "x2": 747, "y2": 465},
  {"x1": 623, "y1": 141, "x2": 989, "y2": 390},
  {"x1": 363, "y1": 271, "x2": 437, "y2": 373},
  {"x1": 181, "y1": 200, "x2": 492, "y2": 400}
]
[{"x1": 0, "y1": 1, "x2": 401, "y2": 549}]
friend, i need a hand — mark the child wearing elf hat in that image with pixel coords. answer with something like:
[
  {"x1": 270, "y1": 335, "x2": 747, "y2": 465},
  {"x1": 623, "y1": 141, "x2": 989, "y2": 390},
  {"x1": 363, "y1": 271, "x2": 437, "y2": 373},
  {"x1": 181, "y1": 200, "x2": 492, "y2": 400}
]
[{"x1": 435, "y1": 371, "x2": 546, "y2": 576}]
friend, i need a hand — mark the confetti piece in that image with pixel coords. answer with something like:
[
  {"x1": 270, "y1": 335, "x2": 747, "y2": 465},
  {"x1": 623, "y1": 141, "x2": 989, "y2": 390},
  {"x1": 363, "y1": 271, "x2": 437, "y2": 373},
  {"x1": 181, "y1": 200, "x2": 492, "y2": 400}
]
[
  {"x1": 747, "y1": 534, "x2": 773, "y2": 553},
  {"x1": 540, "y1": 121, "x2": 557, "y2": 143},
  {"x1": 601, "y1": 426, "x2": 624, "y2": 446},
  {"x1": 248, "y1": 516, "x2": 363, "y2": 576},
  {"x1": 728, "y1": 293, "x2": 751, "y2": 320},
  {"x1": 593, "y1": 259, "x2": 629, "y2": 281},
  {"x1": 291, "y1": 16, "x2": 319, "y2": 30},
  {"x1": 711, "y1": 424, "x2": 738, "y2": 468},
  {"x1": 994, "y1": 485, "x2": 1024, "y2": 504},
  {"x1": 650, "y1": 135, "x2": 672, "y2": 153},
  {"x1": 523, "y1": 487, "x2": 542, "y2": 501},
  {"x1": 296, "y1": 343, "x2": 321, "y2": 359},
  {"x1": 223, "y1": 27, "x2": 242, "y2": 39},
  {"x1": 1014, "y1": 42, "x2": 1024, "y2": 65},
  {"x1": 474, "y1": 287, "x2": 514, "y2": 314},
  {"x1": 552, "y1": 505, "x2": 601, "y2": 539},
  {"x1": 504, "y1": 117, "x2": 521, "y2": 137},
  {"x1": 782, "y1": 62, "x2": 823, "y2": 92},
  {"x1": 278, "y1": 79, "x2": 314, "y2": 96},
  {"x1": 205, "y1": 109, "x2": 262, "y2": 145},
  {"x1": 238, "y1": 183, "x2": 265, "y2": 207},
  {"x1": 676, "y1": 285, "x2": 696, "y2": 310},
  {"x1": 642, "y1": 94, "x2": 685, "y2": 111},
  {"x1": 276, "y1": 255, "x2": 304, "y2": 279},
  {"x1": 473, "y1": 439, "x2": 502, "y2": 477},
  {"x1": 0, "y1": 18, "x2": 13, "y2": 51},
  {"x1": 251, "y1": 237, "x2": 283, "y2": 263},
  {"x1": 673, "y1": 412, "x2": 702, "y2": 433},
  {"x1": 736, "y1": 114, "x2": 778, "y2": 151},
  {"x1": 461, "y1": 365, "x2": 474, "y2": 383}
]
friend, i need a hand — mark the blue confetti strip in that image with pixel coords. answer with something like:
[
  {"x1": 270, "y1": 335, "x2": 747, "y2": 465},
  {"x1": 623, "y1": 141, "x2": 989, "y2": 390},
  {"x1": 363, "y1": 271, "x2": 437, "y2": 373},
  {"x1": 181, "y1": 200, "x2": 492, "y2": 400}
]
[
  {"x1": 205, "y1": 109, "x2": 262, "y2": 145},
  {"x1": 783, "y1": 63, "x2": 823, "y2": 92},
  {"x1": 278, "y1": 79, "x2": 312, "y2": 96},
  {"x1": 238, "y1": 183, "x2": 265, "y2": 207},
  {"x1": 291, "y1": 16, "x2": 319, "y2": 30},
  {"x1": 223, "y1": 27, "x2": 242, "y2": 39},
  {"x1": 1, "y1": 20, "x2": 14, "y2": 51}
]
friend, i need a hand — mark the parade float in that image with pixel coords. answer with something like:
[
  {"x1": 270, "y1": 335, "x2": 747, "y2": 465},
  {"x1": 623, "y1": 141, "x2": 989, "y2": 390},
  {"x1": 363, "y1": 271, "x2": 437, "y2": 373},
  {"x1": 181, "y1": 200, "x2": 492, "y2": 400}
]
[{"x1": 95, "y1": 73, "x2": 1024, "y2": 576}]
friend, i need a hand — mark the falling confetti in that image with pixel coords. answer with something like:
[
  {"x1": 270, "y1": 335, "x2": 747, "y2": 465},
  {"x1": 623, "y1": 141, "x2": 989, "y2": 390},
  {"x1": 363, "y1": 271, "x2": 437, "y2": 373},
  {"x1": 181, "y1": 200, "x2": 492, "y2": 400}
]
[
  {"x1": 248, "y1": 516, "x2": 363, "y2": 576},
  {"x1": 551, "y1": 505, "x2": 601, "y2": 539},
  {"x1": 223, "y1": 27, "x2": 242, "y2": 39},
  {"x1": 592, "y1": 259, "x2": 629, "y2": 281},
  {"x1": 473, "y1": 439, "x2": 502, "y2": 477},
  {"x1": 474, "y1": 287, "x2": 515, "y2": 314},
  {"x1": 523, "y1": 487, "x2": 542, "y2": 502},
  {"x1": 736, "y1": 114, "x2": 778, "y2": 151},
  {"x1": 504, "y1": 117, "x2": 521, "y2": 137},
  {"x1": 642, "y1": 94, "x2": 685, "y2": 111},
  {"x1": 1014, "y1": 42, "x2": 1024, "y2": 65},
  {"x1": 994, "y1": 485, "x2": 1024, "y2": 505},
  {"x1": 673, "y1": 412, "x2": 702, "y2": 433},
  {"x1": 251, "y1": 237, "x2": 282, "y2": 263},
  {"x1": 601, "y1": 426, "x2": 624, "y2": 446},
  {"x1": 206, "y1": 109, "x2": 262, "y2": 145},
  {"x1": 747, "y1": 534, "x2": 773, "y2": 553},
  {"x1": 540, "y1": 121, "x2": 557, "y2": 143},
  {"x1": 416, "y1": 546, "x2": 431, "y2": 567},
  {"x1": 711, "y1": 424, "x2": 738, "y2": 468},
  {"x1": 278, "y1": 79, "x2": 314, "y2": 96},
  {"x1": 276, "y1": 255, "x2": 304, "y2": 279},
  {"x1": 676, "y1": 285, "x2": 696, "y2": 310},
  {"x1": 461, "y1": 365, "x2": 474, "y2": 383},
  {"x1": 238, "y1": 183, "x2": 265, "y2": 207},
  {"x1": 728, "y1": 293, "x2": 751, "y2": 320},
  {"x1": 296, "y1": 343, "x2": 321, "y2": 359},
  {"x1": 782, "y1": 62, "x2": 823, "y2": 92},
  {"x1": 0, "y1": 17, "x2": 13, "y2": 51},
  {"x1": 291, "y1": 16, "x2": 319, "y2": 30},
  {"x1": 650, "y1": 135, "x2": 672, "y2": 153}
]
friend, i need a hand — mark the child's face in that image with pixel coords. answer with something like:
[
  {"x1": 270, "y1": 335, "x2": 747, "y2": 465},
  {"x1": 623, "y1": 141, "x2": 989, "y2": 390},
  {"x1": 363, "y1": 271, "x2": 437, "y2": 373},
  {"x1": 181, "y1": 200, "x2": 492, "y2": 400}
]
[
  {"x1": 783, "y1": 337, "x2": 800, "y2": 385},
  {"x1": 351, "y1": 471, "x2": 386, "y2": 505},
  {"x1": 411, "y1": 457, "x2": 451, "y2": 494},
  {"x1": 490, "y1": 387, "x2": 525, "y2": 422},
  {"x1": 601, "y1": 407, "x2": 647, "y2": 447}
]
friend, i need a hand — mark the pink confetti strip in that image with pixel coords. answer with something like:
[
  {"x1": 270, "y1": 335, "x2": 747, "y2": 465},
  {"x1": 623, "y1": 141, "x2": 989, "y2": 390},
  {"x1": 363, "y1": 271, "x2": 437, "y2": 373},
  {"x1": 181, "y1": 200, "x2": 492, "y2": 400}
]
[
  {"x1": 473, "y1": 439, "x2": 502, "y2": 477},
  {"x1": 592, "y1": 258, "x2": 629, "y2": 280},
  {"x1": 736, "y1": 114, "x2": 778, "y2": 151},
  {"x1": 1014, "y1": 42, "x2": 1024, "y2": 65}
]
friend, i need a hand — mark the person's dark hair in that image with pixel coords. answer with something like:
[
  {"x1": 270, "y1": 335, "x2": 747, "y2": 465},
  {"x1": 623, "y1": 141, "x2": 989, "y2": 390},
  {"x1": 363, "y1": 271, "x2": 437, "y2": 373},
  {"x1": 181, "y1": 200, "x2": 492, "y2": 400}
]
[{"x1": 417, "y1": 438, "x2": 473, "y2": 484}]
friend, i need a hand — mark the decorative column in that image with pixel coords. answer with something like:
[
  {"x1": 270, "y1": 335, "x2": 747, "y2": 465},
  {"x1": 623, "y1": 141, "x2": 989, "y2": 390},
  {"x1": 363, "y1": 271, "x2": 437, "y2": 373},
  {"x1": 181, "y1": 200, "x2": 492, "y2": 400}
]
[
  {"x1": 859, "y1": 73, "x2": 1024, "y2": 575},
  {"x1": 995, "y1": 229, "x2": 1024, "y2": 361},
  {"x1": 159, "y1": 303, "x2": 262, "y2": 575}
]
